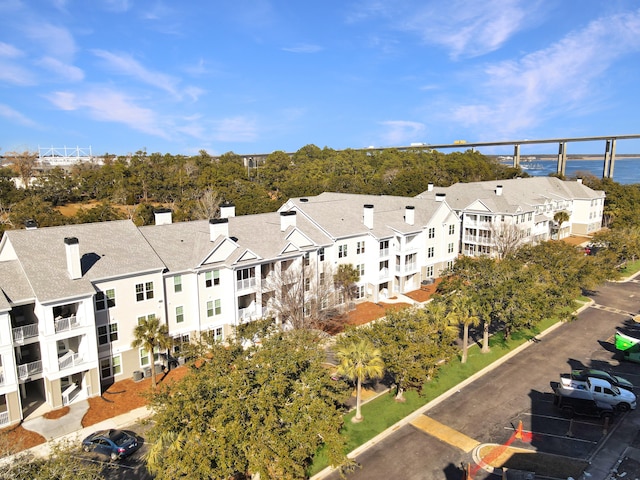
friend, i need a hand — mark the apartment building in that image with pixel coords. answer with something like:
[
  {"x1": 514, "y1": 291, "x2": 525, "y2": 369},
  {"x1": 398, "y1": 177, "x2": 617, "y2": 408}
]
[
  {"x1": 0, "y1": 178, "x2": 604, "y2": 426},
  {"x1": 417, "y1": 177, "x2": 605, "y2": 257}
]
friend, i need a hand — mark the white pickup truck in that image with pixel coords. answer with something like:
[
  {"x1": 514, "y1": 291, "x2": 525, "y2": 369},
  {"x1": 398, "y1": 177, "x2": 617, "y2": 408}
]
[{"x1": 559, "y1": 375, "x2": 637, "y2": 412}]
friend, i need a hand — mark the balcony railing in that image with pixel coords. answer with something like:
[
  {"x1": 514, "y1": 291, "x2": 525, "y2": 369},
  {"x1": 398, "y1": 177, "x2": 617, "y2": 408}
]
[
  {"x1": 12, "y1": 324, "x2": 38, "y2": 343},
  {"x1": 0, "y1": 372, "x2": 4, "y2": 386},
  {"x1": 395, "y1": 262, "x2": 417, "y2": 274},
  {"x1": 379, "y1": 248, "x2": 390, "y2": 258},
  {"x1": 0, "y1": 411, "x2": 8, "y2": 426},
  {"x1": 238, "y1": 306, "x2": 263, "y2": 321},
  {"x1": 236, "y1": 277, "x2": 256, "y2": 291},
  {"x1": 17, "y1": 360, "x2": 43, "y2": 380},
  {"x1": 463, "y1": 236, "x2": 493, "y2": 245},
  {"x1": 54, "y1": 315, "x2": 81, "y2": 333},
  {"x1": 58, "y1": 352, "x2": 83, "y2": 370},
  {"x1": 378, "y1": 268, "x2": 390, "y2": 280}
]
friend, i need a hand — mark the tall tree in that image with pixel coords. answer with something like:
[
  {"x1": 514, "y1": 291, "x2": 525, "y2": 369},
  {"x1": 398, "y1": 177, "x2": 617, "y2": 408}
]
[
  {"x1": 146, "y1": 330, "x2": 349, "y2": 479},
  {"x1": 5, "y1": 150, "x2": 38, "y2": 190},
  {"x1": 131, "y1": 316, "x2": 172, "y2": 388},
  {"x1": 335, "y1": 336, "x2": 384, "y2": 422},
  {"x1": 334, "y1": 263, "x2": 360, "y2": 309},
  {"x1": 443, "y1": 294, "x2": 480, "y2": 364}
]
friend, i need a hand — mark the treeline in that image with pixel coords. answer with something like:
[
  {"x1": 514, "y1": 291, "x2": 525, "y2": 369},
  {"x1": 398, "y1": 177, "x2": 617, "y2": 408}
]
[{"x1": 0, "y1": 146, "x2": 521, "y2": 234}]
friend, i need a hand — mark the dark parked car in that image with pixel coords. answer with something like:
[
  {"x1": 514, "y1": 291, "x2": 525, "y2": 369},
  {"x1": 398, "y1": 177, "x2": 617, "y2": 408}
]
[
  {"x1": 82, "y1": 429, "x2": 140, "y2": 460},
  {"x1": 571, "y1": 369, "x2": 634, "y2": 391}
]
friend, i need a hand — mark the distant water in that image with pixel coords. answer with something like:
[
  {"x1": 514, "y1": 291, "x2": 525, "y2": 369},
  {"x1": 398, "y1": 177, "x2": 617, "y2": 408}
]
[{"x1": 509, "y1": 157, "x2": 640, "y2": 185}]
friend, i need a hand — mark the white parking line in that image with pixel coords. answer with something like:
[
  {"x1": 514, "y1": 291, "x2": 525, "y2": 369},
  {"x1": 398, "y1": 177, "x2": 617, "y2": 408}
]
[{"x1": 502, "y1": 426, "x2": 598, "y2": 444}]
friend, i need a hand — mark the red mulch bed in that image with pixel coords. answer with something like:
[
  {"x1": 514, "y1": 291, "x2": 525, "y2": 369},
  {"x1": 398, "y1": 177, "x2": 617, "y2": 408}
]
[
  {"x1": 43, "y1": 406, "x2": 69, "y2": 420},
  {"x1": 0, "y1": 423, "x2": 46, "y2": 452},
  {"x1": 82, "y1": 366, "x2": 189, "y2": 427}
]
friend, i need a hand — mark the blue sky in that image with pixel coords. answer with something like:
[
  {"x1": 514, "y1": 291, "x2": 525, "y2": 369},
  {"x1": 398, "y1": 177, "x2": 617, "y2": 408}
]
[{"x1": 2, "y1": 0, "x2": 640, "y2": 157}]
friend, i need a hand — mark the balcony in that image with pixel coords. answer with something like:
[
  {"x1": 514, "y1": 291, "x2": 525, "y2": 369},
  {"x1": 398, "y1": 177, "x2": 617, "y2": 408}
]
[
  {"x1": 379, "y1": 248, "x2": 390, "y2": 258},
  {"x1": 238, "y1": 306, "x2": 264, "y2": 321},
  {"x1": 12, "y1": 324, "x2": 38, "y2": 344},
  {"x1": 54, "y1": 315, "x2": 81, "y2": 333},
  {"x1": 58, "y1": 351, "x2": 84, "y2": 371},
  {"x1": 0, "y1": 411, "x2": 8, "y2": 426},
  {"x1": 395, "y1": 262, "x2": 418, "y2": 274},
  {"x1": 236, "y1": 277, "x2": 256, "y2": 291},
  {"x1": 378, "y1": 268, "x2": 390, "y2": 280},
  {"x1": 17, "y1": 360, "x2": 43, "y2": 380},
  {"x1": 463, "y1": 236, "x2": 493, "y2": 245}
]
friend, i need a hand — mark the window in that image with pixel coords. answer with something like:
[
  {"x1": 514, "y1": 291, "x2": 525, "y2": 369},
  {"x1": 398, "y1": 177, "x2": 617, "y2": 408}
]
[
  {"x1": 136, "y1": 282, "x2": 154, "y2": 301},
  {"x1": 357, "y1": 264, "x2": 365, "y2": 276},
  {"x1": 318, "y1": 248, "x2": 325, "y2": 262},
  {"x1": 174, "y1": 276, "x2": 182, "y2": 293},
  {"x1": 175, "y1": 306, "x2": 184, "y2": 323},
  {"x1": 213, "y1": 327, "x2": 223, "y2": 341},
  {"x1": 137, "y1": 313, "x2": 156, "y2": 325},
  {"x1": 428, "y1": 227, "x2": 435, "y2": 239},
  {"x1": 304, "y1": 278, "x2": 310, "y2": 292},
  {"x1": 140, "y1": 347, "x2": 160, "y2": 367},
  {"x1": 205, "y1": 270, "x2": 220, "y2": 288},
  {"x1": 527, "y1": 212, "x2": 533, "y2": 221},
  {"x1": 319, "y1": 272, "x2": 325, "y2": 284},
  {"x1": 100, "y1": 355, "x2": 122, "y2": 379},
  {"x1": 207, "y1": 300, "x2": 222, "y2": 317},
  {"x1": 356, "y1": 285, "x2": 365, "y2": 299},
  {"x1": 427, "y1": 247, "x2": 434, "y2": 258},
  {"x1": 95, "y1": 289, "x2": 116, "y2": 310},
  {"x1": 304, "y1": 252, "x2": 310, "y2": 266},
  {"x1": 173, "y1": 334, "x2": 190, "y2": 354},
  {"x1": 449, "y1": 224, "x2": 455, "y2": 235},
  {"x1": 357, "y1": 241, "x2": 365, "y2": 254},
  {"x1": 338, "y1": 244, "x2": 347, "y2": 258},
  {"x1": 426, "y1": 266, "x2": 434, "y2": 277},
  {"x1": 97, "y1": 323, "x2": 118, "y2": 345},
  {"x1": 448, "y1": 243, "x2": 454, "y2": 254}
]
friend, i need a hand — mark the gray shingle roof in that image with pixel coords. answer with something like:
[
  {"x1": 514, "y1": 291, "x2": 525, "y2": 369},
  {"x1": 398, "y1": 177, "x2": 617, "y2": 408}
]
[
  {"x1": 0, "y1": 260, "x2": 34, "y2": 306},
  {"x1": 417, "y1": 177, "x2": 604, "y2": 212},
  {"x1": 285, "y1": 192, "x2": 449, "y2": 239},
  {"x1": 2, "y1": 220, "x2": 165, "y2": 303}
]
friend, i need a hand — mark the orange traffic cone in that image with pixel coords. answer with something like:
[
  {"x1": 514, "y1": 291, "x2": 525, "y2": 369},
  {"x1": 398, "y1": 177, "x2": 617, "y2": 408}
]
[{"x1": 515, "y1": 420, "x2": 523, "y2": 440}]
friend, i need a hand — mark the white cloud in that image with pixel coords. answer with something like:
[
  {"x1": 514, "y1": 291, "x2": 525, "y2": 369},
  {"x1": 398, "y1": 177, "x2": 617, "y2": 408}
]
[
  {"x1": 37, "y1": 56, "x2": 84, "y2": 82},
  {"x1": 281, "y1": 44, "x2": 323, "y2": 53},
  {"x1": 213, "y1": 116, "x2": 259, "y2": 142},
  {"x1": 402, "y1": 0, "x2": 532, "y2": 59},
  {"x1": 0, "y1": 42, "x2": 22, "y2": 58},
  {"x1": 24, "y1": 23, "x2": 77, "y2": 60},
  {"x1": 47, "y1": 88, "x2": 169, "y2": 138},
  {"x1": 102, "y1": 0, "x2": 131, "y2": 13},
  {"x1": 0, "y1": 103, "x2": 38, "y2": 127},
  {"x1": 379, "y1": 120, "x2": 426, "y2": 145},
  {"x1": 448, "y1": 8, "x2": 640, "y2": 137},
  {"x1": 92, "y1": 49, "x2": 180, "y2": 96},
  {"x1": 0, "y1": 61, "x2": 36, "y2": 85}
]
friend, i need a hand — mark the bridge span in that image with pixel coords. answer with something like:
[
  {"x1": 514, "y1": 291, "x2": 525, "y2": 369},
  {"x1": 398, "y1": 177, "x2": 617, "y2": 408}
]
[{"x1": 241, "y1": 134, "x2": 640, "y2": 180}]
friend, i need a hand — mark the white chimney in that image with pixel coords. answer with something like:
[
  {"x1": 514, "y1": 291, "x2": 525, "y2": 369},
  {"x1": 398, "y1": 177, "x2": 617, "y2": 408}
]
[
  {"x1": 577, "y1": 178, "x2": 583, "y2": 184},
  {"x1": 280, "y1": 211, "x2": 296, "y2": 231},
  {"x1": 427, "y1": 183, "x2": 434, "y2": 192},
  {"x1": 64, "y1": 237, "x2": 82, "y2": 280},
  {"x1": 220, "y1": 202, "x2": 236, "y2": 218},
  {"x1": 435, "y1": 193, "x2": 446, "y2": 202},
  {"x1": 405, "y1": 206, "x2": 415, "y2": 225},
  {"x1": 209, "y1": 218, "x2": 229, "y2": 240},
  {"x1": 496, "y1": 185, "x2": 503, "y2": 196},
  {"x1": 363, "y1": 204, "x2": 374, "y2": 229},
  {"x1": 154, "y1": 208, "x2": 172, "y2": 225}
]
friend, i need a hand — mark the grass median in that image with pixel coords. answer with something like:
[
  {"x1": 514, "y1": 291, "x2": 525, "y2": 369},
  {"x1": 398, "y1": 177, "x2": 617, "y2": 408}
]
[{"x1": 309, "y1": 313, "x2": 568, "y2": 476}]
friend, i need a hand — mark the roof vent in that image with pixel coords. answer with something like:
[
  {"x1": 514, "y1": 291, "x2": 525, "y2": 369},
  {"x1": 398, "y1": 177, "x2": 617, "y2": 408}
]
[
  {"x1": 25, "y1": 219, "x2": 38, "y2": 230},
  {"x1": 300, "y1": 198, "x2": 309, "y2": 202}
]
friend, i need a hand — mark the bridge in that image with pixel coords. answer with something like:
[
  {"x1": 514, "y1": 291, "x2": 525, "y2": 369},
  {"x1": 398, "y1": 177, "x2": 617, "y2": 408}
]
[
  {"x1": 38, "y1": 146, "x2": 94, "y2": 166},
  {"x1": 241, "y1": 134, "x2": 640, "y2": 180}
]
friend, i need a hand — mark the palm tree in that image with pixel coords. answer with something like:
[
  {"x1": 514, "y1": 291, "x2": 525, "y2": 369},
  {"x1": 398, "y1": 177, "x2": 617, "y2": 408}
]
[
  {"x1": 132, "y1": 316, "x2": 173, "y2": 388},
  {"x1": 446, "y1": 294, "x2": 480, "y2": 364},
  {"x1": 336, "y1": 337, "x2": 384, "y2": 423},
  {"x1": 554, "y1": 210, "x2": 571, "y2": 238}
]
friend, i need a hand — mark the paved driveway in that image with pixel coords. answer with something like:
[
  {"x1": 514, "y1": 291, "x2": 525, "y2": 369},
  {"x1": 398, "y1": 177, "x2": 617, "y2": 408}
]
[{"x1": 321, "y1": 279, "x2": 640, "y2": 480}]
